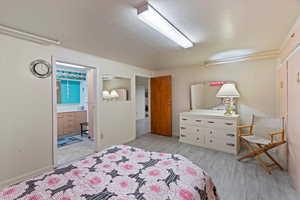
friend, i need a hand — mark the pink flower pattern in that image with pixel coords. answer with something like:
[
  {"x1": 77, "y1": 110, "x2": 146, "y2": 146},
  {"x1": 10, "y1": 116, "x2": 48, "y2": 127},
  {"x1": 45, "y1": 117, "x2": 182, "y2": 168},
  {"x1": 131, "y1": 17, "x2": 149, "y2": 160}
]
[
  {"x1": 107, "y1": 176, "x2": 139, "y2": 195},
  {"x1": 139, "y1": 181, "x2": 169, "y2": 200},
  {"x1": 117, "y1": 162, "x2": 142, "y2": 176},
  {"x1": 35, "y1": 174, "x2": 68, "y2": 190},
  {"x1": 0, "y1": 145, "x2": 218, "y2": 200},
  {"x1": 0, "y1": 183, "x2": 28, "y2": 200},
  {"x1": 140, "y1": 167, "x2": 169, "y2": 180}
]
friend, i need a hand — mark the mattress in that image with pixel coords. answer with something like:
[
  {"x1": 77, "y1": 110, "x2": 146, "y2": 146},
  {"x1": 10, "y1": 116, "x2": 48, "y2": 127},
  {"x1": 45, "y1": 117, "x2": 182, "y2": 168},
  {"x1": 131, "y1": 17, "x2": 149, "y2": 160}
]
[{"x1": 0, "y1": 145, "x2": 218, "y2": 200}]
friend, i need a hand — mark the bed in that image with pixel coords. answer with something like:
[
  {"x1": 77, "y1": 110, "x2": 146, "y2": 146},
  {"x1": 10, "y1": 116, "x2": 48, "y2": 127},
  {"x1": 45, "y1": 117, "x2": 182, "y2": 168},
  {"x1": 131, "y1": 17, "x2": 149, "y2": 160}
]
[{"x1": 0, "y1": 145, "x2": 218, "y2": 200}]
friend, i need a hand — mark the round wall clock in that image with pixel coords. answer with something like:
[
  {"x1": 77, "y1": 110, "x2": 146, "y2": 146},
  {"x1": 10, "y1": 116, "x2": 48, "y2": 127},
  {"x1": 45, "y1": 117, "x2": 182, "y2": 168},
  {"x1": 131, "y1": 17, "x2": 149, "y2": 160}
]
[{"x1": 30, "y1": 59, "x2": 52, "y2": 78}]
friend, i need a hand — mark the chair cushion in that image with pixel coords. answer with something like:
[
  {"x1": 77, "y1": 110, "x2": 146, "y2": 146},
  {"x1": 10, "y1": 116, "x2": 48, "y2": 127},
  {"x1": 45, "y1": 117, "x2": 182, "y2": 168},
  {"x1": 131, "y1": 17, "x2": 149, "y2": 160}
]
[{"x1": 242, "y1": 135, "x2": 271, "y2": 145}]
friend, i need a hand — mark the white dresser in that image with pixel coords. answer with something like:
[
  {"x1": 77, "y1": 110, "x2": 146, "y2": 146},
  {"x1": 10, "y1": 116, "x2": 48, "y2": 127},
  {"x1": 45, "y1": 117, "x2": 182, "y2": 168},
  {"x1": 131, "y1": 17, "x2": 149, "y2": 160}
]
[{"x1": 179, "y1": 110, "x2": 240, "y2": 154}]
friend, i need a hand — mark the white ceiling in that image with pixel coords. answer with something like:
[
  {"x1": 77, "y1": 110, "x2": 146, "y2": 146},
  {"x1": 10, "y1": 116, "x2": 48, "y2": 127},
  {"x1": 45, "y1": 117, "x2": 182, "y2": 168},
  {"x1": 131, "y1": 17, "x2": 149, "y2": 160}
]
[{"x1": 0, "y1": 0, "x2": 299, "y2": 70}]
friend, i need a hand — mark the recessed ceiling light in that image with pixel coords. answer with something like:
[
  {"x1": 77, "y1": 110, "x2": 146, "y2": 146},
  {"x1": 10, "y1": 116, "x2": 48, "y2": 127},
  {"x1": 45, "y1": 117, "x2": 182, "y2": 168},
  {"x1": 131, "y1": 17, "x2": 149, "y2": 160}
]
[{"x1": 137, "y1": 3, "x2": 193, "y2": 49}]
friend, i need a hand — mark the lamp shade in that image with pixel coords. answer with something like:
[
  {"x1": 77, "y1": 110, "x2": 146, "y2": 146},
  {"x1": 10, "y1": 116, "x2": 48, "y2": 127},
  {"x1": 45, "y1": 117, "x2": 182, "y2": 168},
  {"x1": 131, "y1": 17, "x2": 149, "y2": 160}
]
[
  {"x1": 102, "y1": 90, "x2": 111, "y2": 99},
  {"x1": 110, "y1": 90, "x2": 119, "y2": 98},
  {"x1": 216, "y1": 84, "x2": 240, "y2": 98}
]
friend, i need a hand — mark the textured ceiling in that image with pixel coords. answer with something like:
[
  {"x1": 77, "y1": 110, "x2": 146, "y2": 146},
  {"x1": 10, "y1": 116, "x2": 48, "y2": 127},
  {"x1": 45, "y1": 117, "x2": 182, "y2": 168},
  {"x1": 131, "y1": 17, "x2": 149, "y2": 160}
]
[{"x1": 0, "y1": 0, "x2": 299, "y2": 69}]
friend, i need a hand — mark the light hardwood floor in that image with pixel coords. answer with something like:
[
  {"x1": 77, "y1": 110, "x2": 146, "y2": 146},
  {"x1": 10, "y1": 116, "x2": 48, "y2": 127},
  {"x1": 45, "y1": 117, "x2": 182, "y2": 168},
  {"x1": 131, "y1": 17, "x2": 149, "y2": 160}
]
[{"x1": 127, "y1": 134, "x2": 299, "y2": 200}]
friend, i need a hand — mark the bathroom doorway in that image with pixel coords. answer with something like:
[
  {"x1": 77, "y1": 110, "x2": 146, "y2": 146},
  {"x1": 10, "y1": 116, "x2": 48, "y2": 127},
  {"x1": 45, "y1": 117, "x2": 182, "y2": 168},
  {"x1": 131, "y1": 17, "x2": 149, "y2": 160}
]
[
  {"x1": 135, "y1": 76, "x2": 150, "y2": 138},
  {"x1": 52, "y1": 61, "x2": 97, "y2": 166}
]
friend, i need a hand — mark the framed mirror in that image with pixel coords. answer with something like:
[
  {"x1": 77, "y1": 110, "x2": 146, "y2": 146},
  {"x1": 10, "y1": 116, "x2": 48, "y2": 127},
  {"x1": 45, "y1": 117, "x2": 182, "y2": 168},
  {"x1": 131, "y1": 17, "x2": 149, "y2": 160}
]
[
  {"x1": 190, "y1": 81, "x2": 237, "y2": 111},
  {"x1": 102, "y1": 75, "x2": 131, "y2": 101}
]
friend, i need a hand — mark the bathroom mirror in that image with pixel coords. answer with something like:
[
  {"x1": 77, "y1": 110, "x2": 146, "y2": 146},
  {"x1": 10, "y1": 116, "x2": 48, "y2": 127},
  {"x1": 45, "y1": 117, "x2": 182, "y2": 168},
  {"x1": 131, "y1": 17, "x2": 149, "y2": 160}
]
[
  {"x1": 102, "y1": 75, "x2": 131, "y2": 101},
  {"x1": 190, "y1": 81, "x2": 237, "y2": 110}
]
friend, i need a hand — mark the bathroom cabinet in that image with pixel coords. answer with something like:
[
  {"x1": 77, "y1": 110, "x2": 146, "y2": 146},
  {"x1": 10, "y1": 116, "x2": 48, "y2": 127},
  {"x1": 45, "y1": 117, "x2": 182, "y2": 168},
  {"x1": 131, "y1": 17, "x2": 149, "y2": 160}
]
[{"x1": 57, "y1": 111, "x2": 87, "y2": 136}]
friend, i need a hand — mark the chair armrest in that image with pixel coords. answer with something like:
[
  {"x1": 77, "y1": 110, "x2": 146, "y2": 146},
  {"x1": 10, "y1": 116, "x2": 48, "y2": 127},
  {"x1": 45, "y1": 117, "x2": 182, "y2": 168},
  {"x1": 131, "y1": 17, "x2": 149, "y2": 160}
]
[
  {"x1": 268, "y1": 130, "x2": 285, "y2": 143},
  {"x1": 238, "y1": 125, "x2": 253, "y2": 136}
]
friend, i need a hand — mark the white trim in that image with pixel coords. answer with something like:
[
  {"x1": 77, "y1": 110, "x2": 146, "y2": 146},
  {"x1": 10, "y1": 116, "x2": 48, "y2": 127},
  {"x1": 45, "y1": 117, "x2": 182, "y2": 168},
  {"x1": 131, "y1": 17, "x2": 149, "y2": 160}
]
[
  {"x1": 204, "y1": 50, "x2": 279, "y2": 67},
  {"x1": 135, "y1": 74, "x2": 151, "y2": 136},
  {"x1": 0, "y1": 166, "x2": 53, "y2": 190},
  {"x1": 0, "y1": 24, "x2": 61, "y2": 45},
  {"x1": 51, "y1": 56, "x2": 58, "y2": 165},
  {"x1": 52, "y1": 58, "x2": 100, "y2": 167},
  {"x1": 285, "y1": 44, "x2": 300, "y2": 62}
]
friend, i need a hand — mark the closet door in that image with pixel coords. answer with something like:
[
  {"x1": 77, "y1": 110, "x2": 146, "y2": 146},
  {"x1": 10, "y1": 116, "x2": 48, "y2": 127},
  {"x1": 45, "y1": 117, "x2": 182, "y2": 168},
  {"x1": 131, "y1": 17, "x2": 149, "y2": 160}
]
[
  {"x1": 287, "y1": 48, "x2": 300, "y2": 187},
  {"x1": 151, "y1": 76, "x2": 172, "y2": 136},
  {"x1": 278, "y1": 64, "x2": 288, "y2": 119}
]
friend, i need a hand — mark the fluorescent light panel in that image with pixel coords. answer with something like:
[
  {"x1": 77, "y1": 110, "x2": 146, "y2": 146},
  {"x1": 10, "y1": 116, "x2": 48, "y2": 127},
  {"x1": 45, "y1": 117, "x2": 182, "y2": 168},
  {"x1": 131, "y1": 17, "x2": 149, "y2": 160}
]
[
  {"x1": 56, "y1": 62, "x2": 86, "y2": 69},
  {"x1": 137, "y1": 3, "x2": 193, "y2": 48}
]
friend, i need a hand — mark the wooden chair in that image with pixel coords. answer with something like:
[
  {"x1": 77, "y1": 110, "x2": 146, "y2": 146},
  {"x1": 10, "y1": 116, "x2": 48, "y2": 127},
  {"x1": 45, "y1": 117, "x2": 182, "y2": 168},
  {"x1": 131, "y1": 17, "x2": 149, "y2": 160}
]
[{"x1": 238, "y1": 115, "x2": 286, "y2": 174}]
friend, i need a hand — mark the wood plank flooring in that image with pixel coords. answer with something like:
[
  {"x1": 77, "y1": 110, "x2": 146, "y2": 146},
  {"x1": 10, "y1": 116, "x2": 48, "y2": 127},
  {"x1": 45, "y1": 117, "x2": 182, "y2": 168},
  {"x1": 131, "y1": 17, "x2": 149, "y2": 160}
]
[{"x1": 127, "y1": 134, "x2": 300, "y2": 200}]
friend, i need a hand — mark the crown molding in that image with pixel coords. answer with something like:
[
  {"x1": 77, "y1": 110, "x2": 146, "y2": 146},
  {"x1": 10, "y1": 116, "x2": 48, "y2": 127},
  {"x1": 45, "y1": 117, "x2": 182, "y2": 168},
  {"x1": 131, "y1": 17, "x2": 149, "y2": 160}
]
[
  {"x1": 0, "y1": 24, "x2": 61, "y2": 45},
  {"x1": 203, "y1": 50, "x2": 280, "y2": 67}
]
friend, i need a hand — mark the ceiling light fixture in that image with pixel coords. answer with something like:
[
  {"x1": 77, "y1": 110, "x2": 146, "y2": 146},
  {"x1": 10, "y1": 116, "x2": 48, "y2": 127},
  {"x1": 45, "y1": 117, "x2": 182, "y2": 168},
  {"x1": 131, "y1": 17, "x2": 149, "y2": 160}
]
[
  {"x1": 137, "y1": 3, "x2": 193, "y2": 48},
  {"x1": 56, "y1": 62, "x2": 86, "y2": 69}
]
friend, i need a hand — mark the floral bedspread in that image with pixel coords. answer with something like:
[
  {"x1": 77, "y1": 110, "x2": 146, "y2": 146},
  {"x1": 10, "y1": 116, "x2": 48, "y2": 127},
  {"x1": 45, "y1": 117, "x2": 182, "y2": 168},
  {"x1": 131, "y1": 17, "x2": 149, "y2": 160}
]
[{"x1": 0, "y1": 145, "x2": 218, "y2": 200}]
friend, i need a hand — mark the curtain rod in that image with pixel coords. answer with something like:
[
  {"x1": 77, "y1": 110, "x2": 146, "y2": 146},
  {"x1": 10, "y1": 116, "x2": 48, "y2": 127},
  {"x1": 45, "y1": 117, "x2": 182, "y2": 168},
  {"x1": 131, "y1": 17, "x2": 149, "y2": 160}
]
[{"x1": 0, "y1": 24, "x2": 61, "y2": 45}]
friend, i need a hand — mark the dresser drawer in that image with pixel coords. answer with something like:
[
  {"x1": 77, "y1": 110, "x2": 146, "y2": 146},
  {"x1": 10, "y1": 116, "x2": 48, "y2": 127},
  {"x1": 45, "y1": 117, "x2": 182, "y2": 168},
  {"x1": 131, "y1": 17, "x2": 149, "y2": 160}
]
[
  {"x1": 180, "y1": 115, "x2": 204, "y2": 126},
  {"x1": 205, "y1": 128, "x2": 237, "y2": 141},
  {"x1": 203, "y1": 118, "x2": 237, "y2": 130},
  {"x1": 205, "y1": 137, "x2": 236, "y2": 154},
  {"x1": 180, "y1": 129, "x2": 195, "y2": 144},
  {"x1": 180, "y1": 126, "x2": 205, "y2": 145}
]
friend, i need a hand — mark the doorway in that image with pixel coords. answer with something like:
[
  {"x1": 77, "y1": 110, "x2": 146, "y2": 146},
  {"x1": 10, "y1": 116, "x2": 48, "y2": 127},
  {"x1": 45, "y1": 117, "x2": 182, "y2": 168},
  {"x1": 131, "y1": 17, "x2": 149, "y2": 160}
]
[
  {"x1": 53, "y1": 61, "x2": 97, "y2": 166},
  {"x1": 136, "y1": 76, "x2": 150, "y2": 138}
]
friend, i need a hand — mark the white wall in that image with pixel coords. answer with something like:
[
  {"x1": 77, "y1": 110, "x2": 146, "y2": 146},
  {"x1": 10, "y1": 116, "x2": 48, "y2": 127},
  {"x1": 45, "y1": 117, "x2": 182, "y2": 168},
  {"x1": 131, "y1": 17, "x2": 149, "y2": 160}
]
[
  {"x1": 136, "y1": 85, "x2": 146, "y2": 120},
  {"x1": 0, "y1": 35, "x2": 53, "y2": 186},
  {"x1": 0, "y1": 34, "x2": 153, "y2": 188},
  {"x1": 154, "y1": 58, "x2": 278, "y2": 136}
]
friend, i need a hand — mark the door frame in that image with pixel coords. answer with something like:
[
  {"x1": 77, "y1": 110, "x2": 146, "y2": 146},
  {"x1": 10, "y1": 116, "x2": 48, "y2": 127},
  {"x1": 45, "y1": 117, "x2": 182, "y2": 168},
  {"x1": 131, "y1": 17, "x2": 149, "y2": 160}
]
[
  {"x1": 51, "y1": 57, "x2": 99, "y2": 166},
  {"x1": 135, "y1": 74, "x2": 151, "y2": 137}
]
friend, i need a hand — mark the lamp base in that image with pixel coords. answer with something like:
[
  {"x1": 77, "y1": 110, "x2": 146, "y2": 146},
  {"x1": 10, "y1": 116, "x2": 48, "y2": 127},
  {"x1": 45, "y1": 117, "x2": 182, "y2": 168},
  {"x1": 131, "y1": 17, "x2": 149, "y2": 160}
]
[{"x1": 223, "y1": 98, "x2": 235, "y2": 116}]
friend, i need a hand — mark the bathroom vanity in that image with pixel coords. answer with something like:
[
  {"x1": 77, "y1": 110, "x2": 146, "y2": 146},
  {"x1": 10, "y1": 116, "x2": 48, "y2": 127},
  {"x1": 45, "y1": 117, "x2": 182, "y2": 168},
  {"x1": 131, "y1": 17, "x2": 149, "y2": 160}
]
[{"x1": 57, "y1": 111, "x2": 87, "y2": 136}]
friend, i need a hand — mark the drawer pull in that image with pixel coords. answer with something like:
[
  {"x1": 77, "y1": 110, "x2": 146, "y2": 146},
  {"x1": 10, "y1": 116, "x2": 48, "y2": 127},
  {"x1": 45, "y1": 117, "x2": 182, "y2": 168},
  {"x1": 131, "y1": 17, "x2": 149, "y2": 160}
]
[
  {"x1": 226, "y1": 143, "x2": 235, "y2": 147},
  {"x1": 180, "y1": 127, "x2": 186, "y2": 130},
  {"x1": 197, "y1": 129, "x2": 200, "y2": 132},
  {"x1": 210, "y1": 131, "x2": 213, "y2": 134},
  {"x1": 225, "y1": 122, "x2": 233, "y2": 126},
  {"x1": 197, "y1": 137, "x2": 199, "y2": 140},
  {"x1": 181, "y1": 134, "x2": 186, "y2": 137},
  {"x1": 210, "y1": 140, "x2": 213, "y2": 143},
  {"x1": 182, "y1": 118, "x2": 188, "y2": 121},
  {"x1": 195, "y1": 120, "x2": 202, "y2": 122},
  {"x1": 226, "y1": 134, "x2": 235, "y2": 137},
  {"x1": 208, "y1": 121, "x2": 215, "y2": 124}
]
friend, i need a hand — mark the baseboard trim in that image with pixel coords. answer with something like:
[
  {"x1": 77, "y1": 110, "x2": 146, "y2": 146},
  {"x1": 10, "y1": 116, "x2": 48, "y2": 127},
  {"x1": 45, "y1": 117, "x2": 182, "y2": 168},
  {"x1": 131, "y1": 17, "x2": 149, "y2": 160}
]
[{"x1": 0, "y1": 165, "x2": 54, "y2": 190}]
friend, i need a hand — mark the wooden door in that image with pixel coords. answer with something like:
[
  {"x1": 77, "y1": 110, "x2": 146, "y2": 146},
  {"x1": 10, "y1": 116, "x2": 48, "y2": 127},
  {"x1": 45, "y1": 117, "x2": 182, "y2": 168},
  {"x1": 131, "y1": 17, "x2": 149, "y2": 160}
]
[
  {"x1": 287, "y1": 48, "x2": 300, "y2": 187},
  {"x1": 151, "y1": 76, "x2": 172, "y2": 136}
]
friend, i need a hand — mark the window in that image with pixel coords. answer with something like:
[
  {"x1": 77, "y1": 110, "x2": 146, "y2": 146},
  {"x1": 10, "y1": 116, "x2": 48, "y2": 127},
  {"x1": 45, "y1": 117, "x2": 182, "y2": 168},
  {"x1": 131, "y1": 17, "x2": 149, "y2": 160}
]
[{"x1": 58, "y1": 80, "x2": 81, "y2": 104}]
